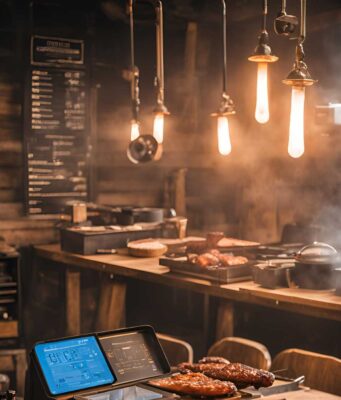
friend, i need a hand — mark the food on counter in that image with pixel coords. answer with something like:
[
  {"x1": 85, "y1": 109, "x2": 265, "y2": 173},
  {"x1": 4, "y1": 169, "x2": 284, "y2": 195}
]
[
  {"x1": 109, "y1": 224, "x2": 143, "y2": 231},
  {"x1": 127, "y1": 239, "x2": 167, "y2": 257},
  {"x1": 218, "y1": 237, "x2": 260, "y2": 248},
  {"x1": 189, "y1": 249, "x2": 248, "y2": 268},
  {"x1": 149, "y1": 372, "x2": 237, "y2": 397},
  {"x1": 198, "y1": 356, "x2": 230, "y2": 365},
  {"x1": 178, "y1": 362, "x2": 275, "y2": 389}
]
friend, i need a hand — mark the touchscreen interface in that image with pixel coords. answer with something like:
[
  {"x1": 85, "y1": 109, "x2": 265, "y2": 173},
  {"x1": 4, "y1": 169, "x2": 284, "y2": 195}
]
[
  {"x1": 99, "y1": 332, "x2": 162, "y2": 383},
  {"x1": 34, "y1": 336, "x2": 115, "y2": 395}
]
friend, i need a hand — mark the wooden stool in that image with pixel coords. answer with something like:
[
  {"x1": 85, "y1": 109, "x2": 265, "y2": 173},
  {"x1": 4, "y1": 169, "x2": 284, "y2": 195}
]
[
  {"x1": 208, "y1": 337, "x2": 271, "y2": 370},
  {"x1": 157, "y1": 333, "x2": 193, "y2": 366},
  {"x1": 0, "y1": 349, "x2": 27, "y2": 397},
  {"x1": 272, "y1": 348, "x2": 341, "y2": 395}
]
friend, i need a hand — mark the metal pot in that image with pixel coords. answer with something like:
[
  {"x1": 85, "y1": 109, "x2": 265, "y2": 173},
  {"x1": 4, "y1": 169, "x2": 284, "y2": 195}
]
[{"x1": 293, "y1": 242, "x2": 339, "y2": 290}]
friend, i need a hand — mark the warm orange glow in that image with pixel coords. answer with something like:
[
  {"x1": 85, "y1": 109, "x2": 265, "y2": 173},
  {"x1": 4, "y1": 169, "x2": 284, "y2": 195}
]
[
  {"x1": 255, "y1": 62, "x2": 269, "y2": 124},
  {"x1": 153, "y1": 113, "x2": 164, "y2": 144},
  {"x1": 288, "y1": 86, "x2": 305, "y2": 158},
  {"x1": 217, "y1": 116, "x2": 231, "y2": 155},
  {"x1": 130, "y1": 121, "x2": 140, "y2": 141}
]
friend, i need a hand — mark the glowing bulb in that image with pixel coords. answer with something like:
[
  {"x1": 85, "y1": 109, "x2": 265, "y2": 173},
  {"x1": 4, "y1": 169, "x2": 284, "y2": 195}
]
[
  {"x1": 288, "y1": 86, "x2": 305, "y2": 158},
  {"x1": 153, "y1": 113, "x2": 164, "y2": 144},
  {"x1": 130, "y1": 121, "x2": 140, "y2": 141},
  {"x1": 255, "y1": 62, "x2": 269, "y2": 124},
  {"x1": 217, "y1": 116, "x2": 231, "y2": 156}
]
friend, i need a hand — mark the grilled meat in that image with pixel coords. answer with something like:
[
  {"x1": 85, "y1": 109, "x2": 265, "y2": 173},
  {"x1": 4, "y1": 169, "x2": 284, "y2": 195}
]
[
  {"x1": 196, "y1": 253, "x2": 220, "y2": 268},
  {"x1": 198, "y1": 356, "x2": 230, "y2": 365},
  {"x1": 149, "y1": 372, "x2": 237, "y2": 397},
  {"x1": 177, "y1": 362, "x2": 275, "y2": 389}
]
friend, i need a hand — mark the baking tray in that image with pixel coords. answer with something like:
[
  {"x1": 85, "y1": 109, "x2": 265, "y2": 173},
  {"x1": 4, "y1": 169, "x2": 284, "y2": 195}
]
[
  {"x1": 159, "y1": 257, "x2": 252, "y2": 284},
  {"x1": 60, "y1": 226, "x2": 162, "y2": 255}
]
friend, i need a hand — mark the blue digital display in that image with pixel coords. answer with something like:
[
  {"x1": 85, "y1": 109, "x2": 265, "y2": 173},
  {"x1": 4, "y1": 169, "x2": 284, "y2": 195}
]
[{"x1": 34, "y1": 336, "x2": 116, "y2": 395}]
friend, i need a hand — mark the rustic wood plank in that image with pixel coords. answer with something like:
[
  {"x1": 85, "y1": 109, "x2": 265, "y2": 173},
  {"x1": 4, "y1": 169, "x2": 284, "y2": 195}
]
[
  {"x1": 216, "y1": 301, "x2": 234, "y2": 339},
  {"x1": 65, "y1": 270, "x2": 81, "y2": 336},
  {"x1": 0, "y1": 320, "x2": 18, "y2": 338},
  {"x1": 95, "y1": 274, "x2": 126, "y2": 331}
]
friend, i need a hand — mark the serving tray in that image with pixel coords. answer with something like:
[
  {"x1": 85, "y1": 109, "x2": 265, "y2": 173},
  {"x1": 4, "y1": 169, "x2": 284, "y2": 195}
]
[{"x1": 159, "y1": 257, "x2": 252, "y2": 284}]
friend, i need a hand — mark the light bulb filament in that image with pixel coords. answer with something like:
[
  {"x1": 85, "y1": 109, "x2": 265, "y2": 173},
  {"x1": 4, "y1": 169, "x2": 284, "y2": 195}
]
[
  {"x1": 255, "y1": 62, "x2": 269, "y2": 124},
  {"x1": 288, "y1": 86, "x2": 305, "y2": 158},
  {"x1": 217, "y1": 116, "x2": 232, "y2": 156},
  {"x1": 153, "y1": 113, "x2": 164, "y2": 144}
]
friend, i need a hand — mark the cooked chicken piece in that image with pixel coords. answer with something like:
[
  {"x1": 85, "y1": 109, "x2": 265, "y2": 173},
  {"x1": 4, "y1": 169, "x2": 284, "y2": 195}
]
[{"x1": 149, "y1": 372, "x2": 237, "y2": 397}]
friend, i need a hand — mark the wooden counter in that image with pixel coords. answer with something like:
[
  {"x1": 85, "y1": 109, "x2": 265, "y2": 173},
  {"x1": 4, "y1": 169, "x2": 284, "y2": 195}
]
[{"x1": 34, "y1": 244, "x2": 341, "y2": 337}]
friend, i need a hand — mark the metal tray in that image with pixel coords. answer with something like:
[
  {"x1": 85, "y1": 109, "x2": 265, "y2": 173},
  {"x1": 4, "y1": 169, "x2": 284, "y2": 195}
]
[{"x1": 159, "y1": 258, "x2": 252, "y2": 284}]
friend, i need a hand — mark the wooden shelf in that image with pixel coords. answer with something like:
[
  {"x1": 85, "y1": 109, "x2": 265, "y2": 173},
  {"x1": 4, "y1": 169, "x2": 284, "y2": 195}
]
[{"x1": 0, "y1": 320, "x2": 18, "y2": 338}]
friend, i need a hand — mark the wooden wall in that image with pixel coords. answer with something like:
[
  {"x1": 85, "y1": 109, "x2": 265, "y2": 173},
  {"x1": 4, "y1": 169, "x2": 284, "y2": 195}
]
[{"x1": 1, "y1": 0, "x2": 341, "y2": 248}]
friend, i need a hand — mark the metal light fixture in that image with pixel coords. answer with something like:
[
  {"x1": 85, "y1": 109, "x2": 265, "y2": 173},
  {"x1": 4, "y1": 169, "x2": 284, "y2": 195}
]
[
  {"x1": 127, "y1": 0, "x2": 165, "y2": 163},
  {"x1": 248, "y1": 0, "x2": 278, "y2": 124},
  {"x1": 283, "y1": 0, "x2": 316, "y2": 158},
  {"x1": 153, "y1": 0, "x2": 169, "y2": 144},
  {"x1": 128, "y1": 0, "x2": 141, "y2": 142},
  {"x1": 211, "y1": 0, "x2": 235, "y2": 156}
]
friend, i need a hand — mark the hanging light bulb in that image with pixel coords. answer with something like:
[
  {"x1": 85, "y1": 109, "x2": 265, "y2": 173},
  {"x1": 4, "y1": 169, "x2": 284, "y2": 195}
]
[
  {"x1": 153, "y1": 1, "x2": 169, "y2": 145},
  {"x1": 248, "y1": 0, "x2": 278, "y2": 124},
  {"x1": 130, "y1": 120, "x2": 140, "y2": 141},
  {"x1": 288, "y1": 86, "x2": 305, "y2": 158},
  {"x1": 283, "y1": 0, "x2": 316, "y2": 158},
  {"x1": 211, "y1": 0, "x2": 235, "y2": 156},
  {"x1": 153, "y1": 113, "x2": 164, "y2": 144},
  {"x1": 217, "y1": 115, "x2": 231, "y2": 155},
  {"x1": 255, "y1": 62, "x2": 269, "y2": 123}
]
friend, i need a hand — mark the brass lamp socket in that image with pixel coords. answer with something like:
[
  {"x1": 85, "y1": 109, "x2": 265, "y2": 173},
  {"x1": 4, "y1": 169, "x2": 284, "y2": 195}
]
[
  {"x1": 282, "y1": 67, "x2": 317, "y2": 87},
  {"x1": 248, "y1": 31, "x2": 278, "y2": 63},
  {"x1": 211, "y1": 95, "x2": 236, "y2": 117},
  {"x1": 153, "y1": 103, "x2": 170, "y2": 115}
]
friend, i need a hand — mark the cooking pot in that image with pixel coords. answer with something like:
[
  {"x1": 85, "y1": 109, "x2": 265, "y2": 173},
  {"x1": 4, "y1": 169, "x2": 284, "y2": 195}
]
[{"x1": 293, "y1": 242, "x2": 339, "y2": 290}]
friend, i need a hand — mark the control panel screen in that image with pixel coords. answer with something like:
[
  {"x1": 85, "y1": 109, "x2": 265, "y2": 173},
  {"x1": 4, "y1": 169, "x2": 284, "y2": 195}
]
[
  {"x1": 99, "y1": 332, "x2": 162, "y2": 383},
  {"x1": 34, "y1": 336, "x2": 116, "y2": 395}
]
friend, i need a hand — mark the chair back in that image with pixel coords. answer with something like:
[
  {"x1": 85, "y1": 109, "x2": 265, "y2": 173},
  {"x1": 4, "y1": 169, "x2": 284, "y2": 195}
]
[
  {"x1": 157, "y1": 333, "x2": 193, "y2": 366},
  {"x1": 208, "y1": 337, "x2": 271, "y2": 370},
  {"x1": 271, "y1": 348, "x2": 341, "y2": 395}
]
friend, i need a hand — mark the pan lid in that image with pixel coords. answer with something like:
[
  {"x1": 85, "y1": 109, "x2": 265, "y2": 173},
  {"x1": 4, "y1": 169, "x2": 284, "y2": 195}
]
[{"x1": 295, "y1": 242, "x2": 339, "y2": 264}]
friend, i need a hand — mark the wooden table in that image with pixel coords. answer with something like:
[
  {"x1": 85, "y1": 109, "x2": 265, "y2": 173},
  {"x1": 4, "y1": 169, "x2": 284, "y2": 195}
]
[
  {"x1": 261, "y1": 388, "x2": 340, "y2": 399},
  {"x1": 34, "y1": 244, "x2": 341, "y2": 338}
]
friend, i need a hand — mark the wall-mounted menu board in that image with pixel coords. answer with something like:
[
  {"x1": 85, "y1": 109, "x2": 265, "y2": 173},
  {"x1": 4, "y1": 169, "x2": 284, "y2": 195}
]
[{"x1": 24, "y1": 36, "x2": 90, "y2": 217}]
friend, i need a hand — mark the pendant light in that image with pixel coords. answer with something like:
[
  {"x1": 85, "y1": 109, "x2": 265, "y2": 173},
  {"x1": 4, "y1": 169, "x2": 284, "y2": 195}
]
[
  {"x1": 153, "y1": 0, "x2": 169, "y2": 144},
  {"x1": 211, "y1": 0, "x2": 235, "y2": 156},
  {"x1": 283, "y1": 0, "x2": 316, "y2": 158},
  {"x1": 248, "y1": 0, "x2": 278, "y2": 124},
  {"x1": 129, "y1": 0, "x2": 141, "y2": 142}
]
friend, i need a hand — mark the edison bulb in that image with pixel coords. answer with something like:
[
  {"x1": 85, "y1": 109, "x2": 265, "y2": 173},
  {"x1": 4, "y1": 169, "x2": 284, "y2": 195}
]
[
  {"x1": 255, "y1": 62, "x2": 269, "y2": 124},
  {"x1": 130, "y1": 121, "x2": 140, "y2": 141},
  {"x1": 288, "y1": 86, "x2": 305, "y2": 158},
  {"x1": 217, "y1": 116, "x2": 232, "y2": 156},
  {"x1": 153, "y1": 113, "x2": 164, "y2": 144}
]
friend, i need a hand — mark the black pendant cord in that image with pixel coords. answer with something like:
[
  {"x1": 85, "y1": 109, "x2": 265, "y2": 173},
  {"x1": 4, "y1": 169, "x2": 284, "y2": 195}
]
[
  {"x1": 299, "y1": 0, "x2": 306, "y2": 44},
  {"x1": 222, "y1": 0, "x2": 228, "y2": 96},
  {"x1": 129, "y1": 0, "x2": 140, "y2": 122},
  {"x1": 262, "y1": 0, "x2": 268, "y2": 32},
  {"x1": 155, "y1": 0, "x2": 164, "y2": 106}
]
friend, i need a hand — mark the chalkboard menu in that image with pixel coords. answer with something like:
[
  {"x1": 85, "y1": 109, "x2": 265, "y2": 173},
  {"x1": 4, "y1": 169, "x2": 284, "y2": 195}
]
[{"x1": 25, "y1": 36, "x2": 90, "y2": 216}]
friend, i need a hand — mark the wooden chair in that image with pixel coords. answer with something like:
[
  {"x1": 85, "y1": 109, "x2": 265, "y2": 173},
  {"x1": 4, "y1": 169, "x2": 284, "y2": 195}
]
[
  {"x1": 207, "y1": 337, "x2": 271, "y2": 370},
  {"x1": 157, "y1": 333, "x2": 193, "y2": 366},
  {"x1": 271, "y1": 348, "x2": 341, "y2": 396}
]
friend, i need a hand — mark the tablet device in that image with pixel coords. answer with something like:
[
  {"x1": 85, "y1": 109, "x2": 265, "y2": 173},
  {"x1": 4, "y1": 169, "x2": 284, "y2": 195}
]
[{"x1": 34, "y1": 335, "x2": 116, "y2": 395}]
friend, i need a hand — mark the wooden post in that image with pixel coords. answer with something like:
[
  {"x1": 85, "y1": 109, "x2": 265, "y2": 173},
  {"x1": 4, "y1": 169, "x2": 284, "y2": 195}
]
[
  {"x1": 65, "y1": 270, "x2": 81, "y2": 336},
  {"x1": 95, "y1": 274, "x2": 127, "y2": 331},
  {"x1": 216, "y1": 300, "x2": 234, "y2": 339}
]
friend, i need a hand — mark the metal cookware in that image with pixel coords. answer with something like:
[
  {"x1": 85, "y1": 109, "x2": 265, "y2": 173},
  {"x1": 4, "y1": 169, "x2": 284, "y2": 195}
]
[{"x1": 293, "y1": 242, "x2": 339, "y2": 290}]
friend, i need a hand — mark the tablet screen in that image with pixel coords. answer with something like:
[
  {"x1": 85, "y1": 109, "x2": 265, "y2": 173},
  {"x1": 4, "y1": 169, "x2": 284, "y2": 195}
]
[{"x1": 34, "y1": 336, "x2": 115, "y2": 395}]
